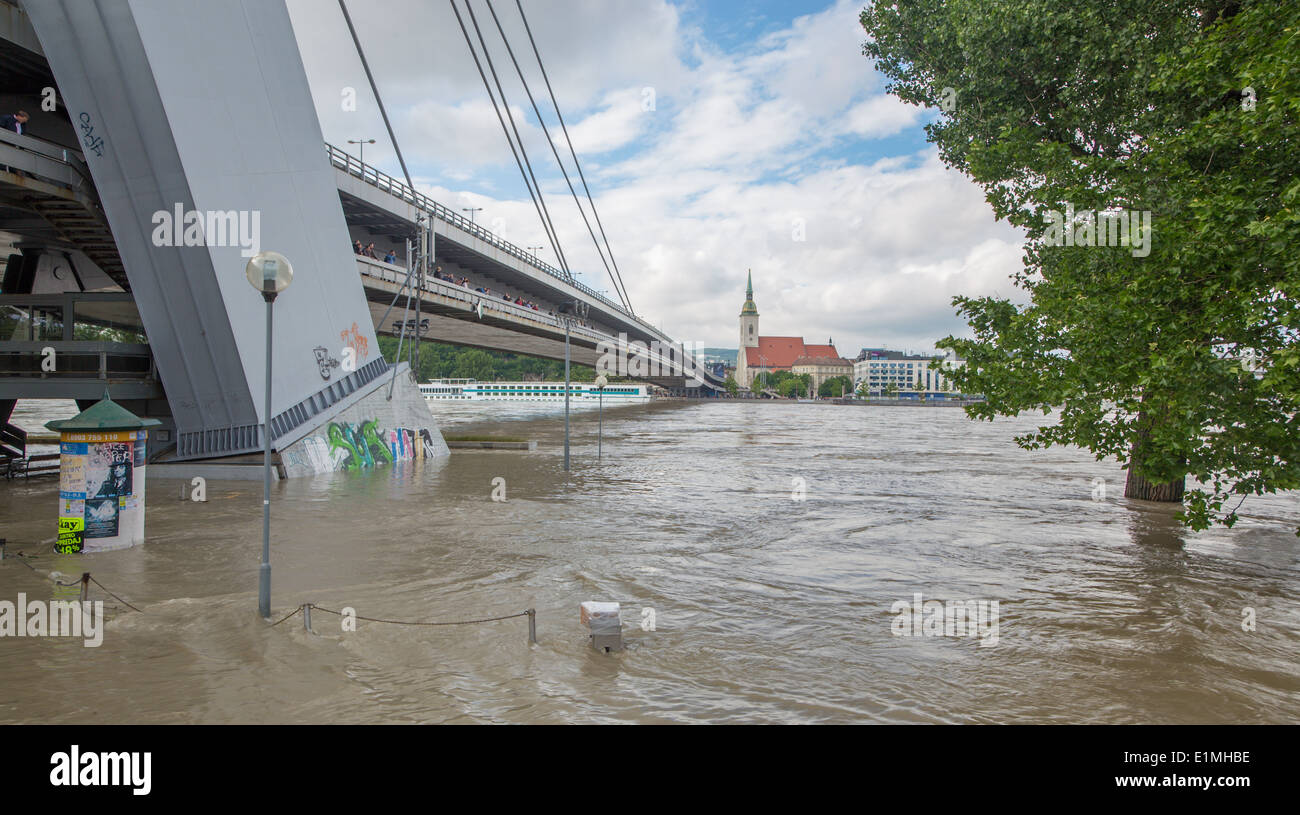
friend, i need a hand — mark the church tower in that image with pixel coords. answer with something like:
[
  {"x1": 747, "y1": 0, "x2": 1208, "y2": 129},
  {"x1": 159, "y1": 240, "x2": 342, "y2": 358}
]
[{"x1": 740, "y1": 269, "x2": 759, "y2": 349}]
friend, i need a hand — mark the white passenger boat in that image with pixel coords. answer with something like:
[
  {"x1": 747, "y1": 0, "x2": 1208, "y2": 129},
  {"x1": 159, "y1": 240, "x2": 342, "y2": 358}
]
[{"x1": 420, "y1": 379, "x2": 650, "y2": 403}]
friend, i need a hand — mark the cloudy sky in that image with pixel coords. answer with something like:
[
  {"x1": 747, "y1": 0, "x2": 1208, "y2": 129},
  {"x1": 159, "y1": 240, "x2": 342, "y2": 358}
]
[{"x1": 285, "y1": 0, "x2": 1025, "y2": 355}]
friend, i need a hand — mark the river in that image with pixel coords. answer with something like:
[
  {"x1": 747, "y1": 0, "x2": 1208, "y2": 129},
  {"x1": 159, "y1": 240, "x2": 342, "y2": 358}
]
[{"x1": 2, "y1": 398, "x2": 1297, "y2": 723}]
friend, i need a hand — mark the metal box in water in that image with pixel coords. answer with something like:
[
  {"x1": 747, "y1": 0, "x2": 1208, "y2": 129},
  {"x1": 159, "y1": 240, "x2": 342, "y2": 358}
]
[{"x1": 580, "y1": 601, "x2": 623, "y2": 652}]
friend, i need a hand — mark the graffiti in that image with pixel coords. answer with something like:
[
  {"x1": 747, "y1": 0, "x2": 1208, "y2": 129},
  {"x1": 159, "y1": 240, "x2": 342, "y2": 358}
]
[
  {"x1": 313, "y1": 346, "x2": 340, "y2": 380},
  {"x1": 316, "y1": 419, "x2": 437, "y2": 472},
  {"x1": 340, "y1": 322, "x2": 370, "y2": 364},
  {"x1": 77, "y1": 112, "x2": 104, "y2": 158}
]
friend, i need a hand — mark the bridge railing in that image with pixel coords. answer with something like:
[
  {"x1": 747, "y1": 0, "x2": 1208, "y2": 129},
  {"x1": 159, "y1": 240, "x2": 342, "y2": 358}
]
[
  {"x1": 357, "y1": 256, "x2": 610, "y2": 344},
  {"x1": 0, "y1": 129, "x2": 95, "y2": 191},
  {"x1": 326, "y1": 142, "x2": 666, "y2": 337}
]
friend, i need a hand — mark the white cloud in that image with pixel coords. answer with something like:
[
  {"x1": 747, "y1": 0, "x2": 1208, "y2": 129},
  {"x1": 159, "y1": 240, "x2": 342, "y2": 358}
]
[{"x1": 289, "y1": 0, "x2": 1025, "y2": 355}]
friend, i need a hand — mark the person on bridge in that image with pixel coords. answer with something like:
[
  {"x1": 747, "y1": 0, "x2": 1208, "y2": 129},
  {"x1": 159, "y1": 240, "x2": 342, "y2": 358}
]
[
  {"x1": 363, "y1": 242, "x2": 378, "y2": 259},
  {"x1": 0, "y1": 110, "x2": 29, "y2": 135},
  {"x1": 353, "y1": 240, "x2": 364, "y2": 255},
  {"x1": 383, "y1": 249, "x2": 396, "y2": 264}
]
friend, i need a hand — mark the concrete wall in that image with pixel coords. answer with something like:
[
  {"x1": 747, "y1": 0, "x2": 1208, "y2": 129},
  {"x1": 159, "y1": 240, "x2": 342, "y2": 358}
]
[
  {"x1": 22, "y1": 0, "x2": 386, "y2": 456},
  {"x1": 278, "y1": 362, "x2": 449, "y2": 478}
]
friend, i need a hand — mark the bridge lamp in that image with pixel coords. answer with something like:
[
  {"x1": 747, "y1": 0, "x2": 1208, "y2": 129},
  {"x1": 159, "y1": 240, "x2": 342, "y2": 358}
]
[
  {"x1": 348, "y1": 138, "x2": 376, "y2": 167},
  {"x1": 245, "y1": 251, "x2": 294, "y2": 620},
  {"x1": 594, "y1": 373, "x2": 608, "y2": 461}
]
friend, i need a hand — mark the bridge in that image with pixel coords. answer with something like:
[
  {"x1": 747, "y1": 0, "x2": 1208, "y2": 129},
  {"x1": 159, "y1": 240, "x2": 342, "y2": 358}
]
[
  {"x1": 0, "y1": 0, "x2": 718, "y2": 472},
  {"x1": 330, "y1": 143, "x2": 721, "y2": 391}
]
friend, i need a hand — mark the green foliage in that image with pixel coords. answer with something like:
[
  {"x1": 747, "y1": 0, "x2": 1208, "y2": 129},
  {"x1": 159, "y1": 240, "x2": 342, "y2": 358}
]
[
  {"x1": 723, "y1": 375, "x2": 739, "y2": 397},
  {"x1": 72, "y1": 323, "x2": 146, "y2": 344},
  {"x1": 819, "y1": 375, "x2": 854, "y2": 398},
  {"x1": 862, "y1": 0, "x2": 1300, "y2": 533},
  {"x1": 777, "y1": 377, "x2": 807, "y2": 399},
  {"x1": 753, "y1": 369, "x2": 810, "y2": 395},
  {"x1": 378, "y1": 336, "x2": 597, "y2": 383}
]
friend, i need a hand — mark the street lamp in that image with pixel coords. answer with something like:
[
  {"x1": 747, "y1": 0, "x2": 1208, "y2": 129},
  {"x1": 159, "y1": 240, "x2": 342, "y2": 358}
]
[
  {"x1": 245, "y1": 251, "x2": 294, "y2": 619},
  {"x1": 594, "y1": 373, "x2": 607, "y2": 461},
  {"x1": 527, "y1": 245, "x2": 543, "y2": 257},
  {"x1": 557, "y1": 299, "x2": 589, "y2": 471},
  {"x1": 462, "y1": 207, "x2": 483, "y2": 226},
  {"x1": 348, "y1": 138, "x2": 376, "y2": 168}
]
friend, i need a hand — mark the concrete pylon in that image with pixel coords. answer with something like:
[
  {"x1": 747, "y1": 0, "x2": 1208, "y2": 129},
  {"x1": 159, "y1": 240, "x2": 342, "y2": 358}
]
[{"x1": 22, "y1": 0, "x2": 418, "y2": 462}]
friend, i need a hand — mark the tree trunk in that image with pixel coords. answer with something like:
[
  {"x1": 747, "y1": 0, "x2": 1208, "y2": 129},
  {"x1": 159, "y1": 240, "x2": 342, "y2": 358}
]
[
  {"x1": 1124, "y1": 467, "x2": 1185, "y2": 502},
  {"x1": 1124, "y1": 414, "x2": 1186, "y2": 502}
]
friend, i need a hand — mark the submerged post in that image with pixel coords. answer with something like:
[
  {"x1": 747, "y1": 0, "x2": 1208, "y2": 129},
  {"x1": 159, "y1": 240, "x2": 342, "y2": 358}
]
[
  {"x1": 527, "y1": 608, "x2": 537, "y2": 644},
  {"x1": 79, "y1": 572, "x2": 89, "y2": 603},
  {"x1": 563, "y1": 312, "x2": 571, "y2": 471},
  {"x1": 594, "y1": 374, "x2": 608, "y2": 461},
  {"x1": 303, "y1": 603, "x2": 313, "y2": 634}
]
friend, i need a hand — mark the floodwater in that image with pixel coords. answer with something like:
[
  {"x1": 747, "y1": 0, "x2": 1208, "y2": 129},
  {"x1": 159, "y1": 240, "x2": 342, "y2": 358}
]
[{"x1": 1, "y1": 398, "x2": 1298, "y2": 724}]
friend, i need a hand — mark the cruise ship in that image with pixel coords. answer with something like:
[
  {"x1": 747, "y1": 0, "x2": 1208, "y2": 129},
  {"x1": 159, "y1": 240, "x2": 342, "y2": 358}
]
[{"x1": 420, "y1": 379, "x2": 650, "y2": 403}]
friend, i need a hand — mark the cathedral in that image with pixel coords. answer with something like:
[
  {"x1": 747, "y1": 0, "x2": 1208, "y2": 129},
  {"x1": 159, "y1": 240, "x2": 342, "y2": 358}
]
[{"x1": 733, "y1": 270, "x2": 850, "y2": 392}]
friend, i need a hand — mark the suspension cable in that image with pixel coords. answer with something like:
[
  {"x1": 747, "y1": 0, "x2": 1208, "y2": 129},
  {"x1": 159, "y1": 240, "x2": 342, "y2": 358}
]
[
  {"x1": 449, "y1": 0, "x2": 571, "y2": 278},
  {"x1": 511, "y1": 0, "x2": 634, "y2": 314},
  {"x1": 483, "y1": 0, "x2": 630, "y2": 312},
  {"x1": 338, "y1": 0, "x2": 423, "y2": 392}
]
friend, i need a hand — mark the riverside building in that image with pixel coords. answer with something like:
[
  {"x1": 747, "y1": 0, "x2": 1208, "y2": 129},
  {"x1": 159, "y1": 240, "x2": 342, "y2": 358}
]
[{"x1": 853, "y1": 348, "x2": 965, "y2": 398}]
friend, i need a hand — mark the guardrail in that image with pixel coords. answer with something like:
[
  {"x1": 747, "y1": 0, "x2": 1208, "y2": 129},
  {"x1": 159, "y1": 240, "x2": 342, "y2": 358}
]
[
  {"x1": 358, "y1": 257, "x2": 722, "y2": 388},
  {"x1": 357, "y1": 256, "x2": 610, "y2": 345},
  {"x1": 327, "y1": 142, "x2": 666, "y2": 335},
  {"x1": 0, "y1": 128, "x2": 94, "y2": 190},
  {"x1": 0, "y1": 341, "x2": 155, "y2": 379}
]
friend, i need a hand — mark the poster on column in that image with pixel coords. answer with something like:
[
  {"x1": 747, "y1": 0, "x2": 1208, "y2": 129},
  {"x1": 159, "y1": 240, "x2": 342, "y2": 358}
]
[{"x1": 56, "y1": 441, "x2": 88, "y2": 553}]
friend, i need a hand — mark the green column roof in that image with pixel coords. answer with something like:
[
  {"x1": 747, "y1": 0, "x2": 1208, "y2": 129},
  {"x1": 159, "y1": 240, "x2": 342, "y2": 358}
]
[{"x1": 46, "y1": 389, "x2": 162, "y2": 432}]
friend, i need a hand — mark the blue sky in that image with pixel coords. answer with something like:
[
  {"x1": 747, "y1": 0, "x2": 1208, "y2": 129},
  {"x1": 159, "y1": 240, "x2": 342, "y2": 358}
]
[{"x1": 288, "y1": 0, "x2": 1023, "y2": 355}]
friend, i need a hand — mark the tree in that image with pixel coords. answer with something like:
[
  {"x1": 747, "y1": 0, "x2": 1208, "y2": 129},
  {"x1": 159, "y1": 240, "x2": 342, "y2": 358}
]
[
  {"x1": 724, "y1": 376, "x2": 739, "y2": 397},
  {"x1": 452, "y1": 348, "x2": 497, "y2": 381},
  {"x1": 819, "y1": 375, "x2": 854, "y2": 398},
  {"x1": 777, "y1": 379, "x2": 801, "y2": 399},
  {"x1": 862, "y1": 0, "x2": 1300, "y2": 533}
]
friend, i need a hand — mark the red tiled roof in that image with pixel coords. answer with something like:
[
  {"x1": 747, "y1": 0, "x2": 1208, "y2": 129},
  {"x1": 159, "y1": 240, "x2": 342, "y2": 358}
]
[
  {"x1": 745, "y1": 338, "x2": 841, "y2": 369},
  {"x1": 791, "y1": 356, "x2": 852, "y2": 368},
  {"x1": 745, "y1": 336, "x2": 805, "y2": 368},
  {"x1": 803, "y1": 344, "x2": 840, "y2": 359}
]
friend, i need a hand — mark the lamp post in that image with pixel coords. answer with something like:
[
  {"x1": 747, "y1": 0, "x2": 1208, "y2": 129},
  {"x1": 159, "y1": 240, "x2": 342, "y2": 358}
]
[
  {"x1": 594, "y1": 373, "x2": 608, "y2": 461},
  {"x1": 245, "y1": 251, "x2": 294, "y2": 619},
  {"x1": 462, "y1": 207, "x2": 483, "y2": 226},
  {"x1": 559, "y1": 302, "x2": 572, "y2": 471},
  {"x1": 348, "y1": 138, "x2": 375, "y2": 168},
  {"x1": 558, "y1": 299, "x2": 589, "y2": 471}
]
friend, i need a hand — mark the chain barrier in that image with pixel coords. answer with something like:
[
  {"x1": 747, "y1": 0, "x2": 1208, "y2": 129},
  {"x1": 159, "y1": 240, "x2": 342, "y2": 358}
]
[
  {"x1": 269, "y1": 604, "x2": 538, "y2": 643},
  {"x1": 4, "y1": 552, "x2": 142, "y2": 613},
  {"x1": 7, "y1": 551, "x2": 537, "y2": 640}
]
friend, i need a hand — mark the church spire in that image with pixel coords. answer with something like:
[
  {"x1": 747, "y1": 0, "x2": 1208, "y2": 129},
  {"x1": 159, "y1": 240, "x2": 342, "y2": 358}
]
[{"x1": 740, "y1": 269, "x2": 758, "y2": 316}]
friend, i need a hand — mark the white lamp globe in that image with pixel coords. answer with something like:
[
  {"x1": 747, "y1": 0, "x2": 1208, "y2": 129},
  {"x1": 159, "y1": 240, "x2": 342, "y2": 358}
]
[{"x1": 245, "y1": 251, "x2": 294, "y2": 295}]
